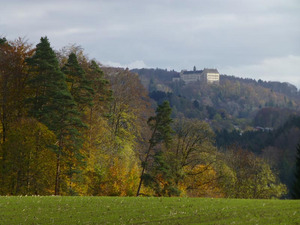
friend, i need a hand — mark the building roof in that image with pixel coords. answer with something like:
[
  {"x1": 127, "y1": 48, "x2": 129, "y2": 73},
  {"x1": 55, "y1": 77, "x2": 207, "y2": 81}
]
[
  {"x1": 181, "y1": 70, "x2": 203, "y2": 74},
  {"x1": 202, "y1": 68, "x2": 219, "y2": 74}
]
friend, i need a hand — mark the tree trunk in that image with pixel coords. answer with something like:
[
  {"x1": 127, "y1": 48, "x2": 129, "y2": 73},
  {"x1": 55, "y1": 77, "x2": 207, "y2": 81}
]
[
  {"x1": 136, "y1": 158, "x2": 147, "y2": 196},
  {"x1": 136, "y1": 145, "x2": 151, "y2": 196},
  {"x1": 136, "y1": 127, "x2": 157, "y2": 196},
  {"x1": 55, "y1": 152, "x2": 61, "y2": 195}
]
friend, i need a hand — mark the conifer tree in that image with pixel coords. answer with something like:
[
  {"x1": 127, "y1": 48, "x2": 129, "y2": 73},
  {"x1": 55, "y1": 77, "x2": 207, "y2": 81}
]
[
  {"x1": 136, "y1": 101, "x2": 173, "y2": 196},
  {"x1": 87, "y1": 60, "x2": 110, "y2": 104},
  {"x1": 62, "y1": 53, "x2": 94, "y2": 112},
  {"x1": 27, "y1": 37, "x2": 85, "y2": 195},
  {"x1": 292, "y1": 144, "x2": 300, "y2": 199}
]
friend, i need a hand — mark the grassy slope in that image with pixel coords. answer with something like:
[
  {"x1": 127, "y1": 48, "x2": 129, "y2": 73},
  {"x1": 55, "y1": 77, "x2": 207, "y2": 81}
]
[{"x1": 0, "y1": 196, "x2": 299, "y2": 225}]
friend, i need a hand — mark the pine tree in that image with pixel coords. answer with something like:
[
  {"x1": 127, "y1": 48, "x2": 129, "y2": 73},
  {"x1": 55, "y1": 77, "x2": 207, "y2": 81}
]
[
  {"x1": 87, "y1": 60, "x2": 110, "y2": 104},
  {"x1": 292, "y1": 144, "x2": 300, "y2": 199},
  {"x1": 27, "y1": 37, "x2": 85, "y2": 195},
  {"x1": 62, "y1": 53, "x2": 94, "y2": 112},
  {"x1": 145, "y1": 150, "x2": 181, "y2": 196},
  {"x1": 136, "y1": 101, "x2": 173, "y2": 196},
  {"x1": 147, "y1": 101, "x2": 173, "y2": 148}
]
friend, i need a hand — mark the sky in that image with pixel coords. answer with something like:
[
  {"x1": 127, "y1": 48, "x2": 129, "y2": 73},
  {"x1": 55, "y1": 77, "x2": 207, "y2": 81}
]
[{"x1": 1, "y1": 0, "x2": 300, "y2": 87}]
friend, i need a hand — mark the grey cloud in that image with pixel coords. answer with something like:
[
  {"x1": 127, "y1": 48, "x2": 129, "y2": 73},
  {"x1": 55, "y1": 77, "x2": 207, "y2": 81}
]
[{"x1": 1, "y1": 0, "x2": 299, "y2": 85}]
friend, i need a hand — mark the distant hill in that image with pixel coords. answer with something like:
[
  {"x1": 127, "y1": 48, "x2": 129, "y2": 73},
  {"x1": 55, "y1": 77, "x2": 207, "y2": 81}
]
[
  {"x1": 132, "y1": 68, "x2": 299, "y2": 97},
  {"x1": 222, "y1": 75, "x2": 298, "y2": 99},
  {"x1": 131, "y1": 68, "x2": 300, "y2": 130}
]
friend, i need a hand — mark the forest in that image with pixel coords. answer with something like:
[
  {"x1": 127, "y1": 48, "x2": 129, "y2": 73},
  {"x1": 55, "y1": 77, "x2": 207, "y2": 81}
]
[{"x1": 0, "y1": 37, "x2": 299, "y2": 199}]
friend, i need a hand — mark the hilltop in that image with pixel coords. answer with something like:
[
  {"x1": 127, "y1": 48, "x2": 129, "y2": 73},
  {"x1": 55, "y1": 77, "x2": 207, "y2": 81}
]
[{"x1": 132, "y1": 68, "x2": 300, "y2": 131}]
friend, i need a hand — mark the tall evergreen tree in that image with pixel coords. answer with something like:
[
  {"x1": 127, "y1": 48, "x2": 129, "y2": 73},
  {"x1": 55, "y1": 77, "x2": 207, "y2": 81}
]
[
  {"x1": 62, "y1": 53, "x2": 94, "y2": 112},
  {"x1": 27, "y1": 37, "x2": 85, "y2": 195},
  {"x1": 87, "y1": 60, "x2": 110, "y2": 104},
  {"x1": 292, "y1": 144, "x2": 300, "y2": 199},
  {"x1": 136, "y1": 100, "x2": 173, "y2": 196}
]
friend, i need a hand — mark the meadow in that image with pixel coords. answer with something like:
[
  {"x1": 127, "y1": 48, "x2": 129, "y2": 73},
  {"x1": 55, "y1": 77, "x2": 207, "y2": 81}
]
[{"x1": 0, "y1": 196, "x2": 299, "y2": 224}]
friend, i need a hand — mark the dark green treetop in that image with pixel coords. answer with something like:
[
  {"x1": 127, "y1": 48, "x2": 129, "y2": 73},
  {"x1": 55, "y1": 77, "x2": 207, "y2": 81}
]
[
  {"x1": 62, "y1": 53, "x2": 94, "y2": 111},
  {"x1": 27, "y1": 37, "x2": 85, "y2": 136},
  {"x1": 27, "y1": 37, "x2": 85, "y2": 195},
  {"x1": 148, "y1": 100, "x2": 173, "y2": 148}
]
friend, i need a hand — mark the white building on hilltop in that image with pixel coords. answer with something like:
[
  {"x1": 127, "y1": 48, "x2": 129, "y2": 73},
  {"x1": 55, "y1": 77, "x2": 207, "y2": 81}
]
[
  {"x1": 202, "y1": 68, "x2": 220, "y2": 84},
  {"x1": 173, "y1": 67, "x2": 220, "y2": 84}
]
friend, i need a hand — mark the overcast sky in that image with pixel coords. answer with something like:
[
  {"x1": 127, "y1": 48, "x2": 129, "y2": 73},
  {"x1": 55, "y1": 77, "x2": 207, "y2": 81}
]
[{"x1": 1, "y1": 0, "x2": 300, "y2": 87}]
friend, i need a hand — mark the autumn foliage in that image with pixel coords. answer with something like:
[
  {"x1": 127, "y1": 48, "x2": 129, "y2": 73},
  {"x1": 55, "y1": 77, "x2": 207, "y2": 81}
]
[{"x1": 0, "y1": 37, "x2": 287, "y2": 198}]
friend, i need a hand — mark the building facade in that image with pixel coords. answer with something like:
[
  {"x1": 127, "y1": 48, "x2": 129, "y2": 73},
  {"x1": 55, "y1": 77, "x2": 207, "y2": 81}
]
[
  {"x1": 173, "y1": 67, "x2": 219, "y2": 84},
  {"x1": 202, "y1": 68, "x2": 220, "y2": 84}
]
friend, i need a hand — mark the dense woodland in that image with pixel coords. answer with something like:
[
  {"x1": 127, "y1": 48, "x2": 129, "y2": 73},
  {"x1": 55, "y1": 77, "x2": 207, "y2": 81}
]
[
  {"x1": 0, "y1": 37, "x2": 299, "y2": 198},
  {"x1": 133, "y1": 68, "x2": 300, "y2": 197}
]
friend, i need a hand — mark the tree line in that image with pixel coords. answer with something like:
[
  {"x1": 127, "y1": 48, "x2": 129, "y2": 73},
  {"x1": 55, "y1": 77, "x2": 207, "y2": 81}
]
[{"x1": 0, "y1": 37, "x2": 288, "y2": 198}]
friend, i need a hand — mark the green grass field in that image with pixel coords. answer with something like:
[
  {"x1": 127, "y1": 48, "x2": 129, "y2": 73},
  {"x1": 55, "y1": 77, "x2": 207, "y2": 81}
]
[{"x1": 0, "y1": 196, "x2": 299, "y2": 225}]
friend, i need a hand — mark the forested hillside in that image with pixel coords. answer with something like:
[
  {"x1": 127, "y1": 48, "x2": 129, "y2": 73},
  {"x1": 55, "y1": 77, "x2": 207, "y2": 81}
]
[
  {"x1": 132, "y1": 68, "x2": 300, "y2": 195},
  {"x1": 1, "y1": 37, "x2": 298, "y2": 198},
  {"x1": 133, "y1": 68, "x2": 300, "y2": 131}
]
